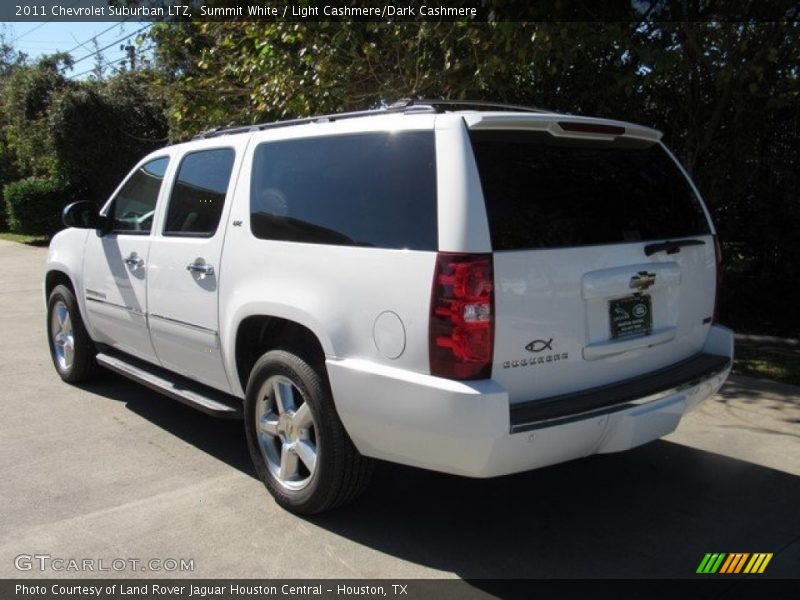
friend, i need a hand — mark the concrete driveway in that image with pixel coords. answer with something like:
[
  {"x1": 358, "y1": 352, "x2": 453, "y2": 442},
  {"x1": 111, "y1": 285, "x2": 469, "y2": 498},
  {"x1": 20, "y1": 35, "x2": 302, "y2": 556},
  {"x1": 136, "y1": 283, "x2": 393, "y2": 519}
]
[{"x1": 1, "y1": 239, "x2": 798, "y2": 581}]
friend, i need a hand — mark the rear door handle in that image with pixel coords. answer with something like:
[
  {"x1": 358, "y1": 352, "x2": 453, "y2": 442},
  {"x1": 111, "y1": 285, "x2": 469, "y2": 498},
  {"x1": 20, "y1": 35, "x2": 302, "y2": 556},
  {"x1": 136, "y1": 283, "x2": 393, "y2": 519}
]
[
  {"x1": 186, "y1": 260, "x2": 214, "y2": 277},
  {"x1": 124, "y1": 253, "x2": 144, "y2": 269}
]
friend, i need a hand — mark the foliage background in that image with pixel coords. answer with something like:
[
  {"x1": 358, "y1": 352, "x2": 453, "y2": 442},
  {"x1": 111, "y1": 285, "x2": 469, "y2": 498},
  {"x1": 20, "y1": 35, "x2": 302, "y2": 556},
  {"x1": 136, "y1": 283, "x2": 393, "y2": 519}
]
[
  {"x1": 3, "y1": 176, "x2": 71, "y2": 237},
  {"x1": 0, "y1": 12, "x2": 797, "y2": 335}
]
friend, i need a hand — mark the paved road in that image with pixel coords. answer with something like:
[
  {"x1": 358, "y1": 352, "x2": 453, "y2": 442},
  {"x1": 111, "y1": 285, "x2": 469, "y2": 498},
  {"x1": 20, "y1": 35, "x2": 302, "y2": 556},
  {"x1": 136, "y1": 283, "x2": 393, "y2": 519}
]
[{"x1": 1, "y1": 239, "x2": 798, "y2": 582}]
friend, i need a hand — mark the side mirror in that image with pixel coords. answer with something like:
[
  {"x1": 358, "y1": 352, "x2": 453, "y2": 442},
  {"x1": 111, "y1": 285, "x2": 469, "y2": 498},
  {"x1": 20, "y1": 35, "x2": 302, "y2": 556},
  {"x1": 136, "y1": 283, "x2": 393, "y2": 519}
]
[{"x1": 63, "y1": 201, "x2": 105, "y2": 230}]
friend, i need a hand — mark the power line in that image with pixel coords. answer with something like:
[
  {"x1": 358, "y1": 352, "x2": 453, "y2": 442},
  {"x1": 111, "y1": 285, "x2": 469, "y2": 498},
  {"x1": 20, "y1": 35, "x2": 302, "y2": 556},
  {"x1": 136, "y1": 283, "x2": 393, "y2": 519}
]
[
  {"x1": 16, "y1": 23, "x2": 133, "y2": 57},
  {"x1": 67, "y1": 66, "x2": 99, "y2": 80},
  {"x1": 13, "y1": 40, "x2": 81, "y2": 44},
  {"x1": 64, "y1": 21, "x2": 130, "y2": 56},
  {"x1": 10, "y1": 0, "x2": 81, "y2": 44},
  {"x1": 102, "y1": 45, "x2": 155, "y2": 70},
  {"x1": 69, "y1": 23, "x2": 151, "y2": 67},
  {"x1": 11, "y1": 22, "x2": 52, "y2": 45},
  {"x1": 68, "y1": 43, "x2": 156, "y2": 80}
]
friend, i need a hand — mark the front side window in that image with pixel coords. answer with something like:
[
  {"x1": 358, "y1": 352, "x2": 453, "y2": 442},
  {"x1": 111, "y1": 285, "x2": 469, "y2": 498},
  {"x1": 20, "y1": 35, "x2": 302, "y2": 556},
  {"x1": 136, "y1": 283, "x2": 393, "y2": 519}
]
[
  {"x1": 110, "y1": 157, "x2": 169, "y2": 234},
  {"x1": 164, "y1": 148, "x2": 236, "y2": 237},
  {"x1": 250, "y1": 131, "x2": 437, "y2": 250}
]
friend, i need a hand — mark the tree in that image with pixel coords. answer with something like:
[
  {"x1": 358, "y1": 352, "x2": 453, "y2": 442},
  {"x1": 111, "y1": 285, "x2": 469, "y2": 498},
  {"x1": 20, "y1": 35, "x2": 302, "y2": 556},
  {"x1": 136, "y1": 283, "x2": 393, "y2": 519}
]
[
  {"x1": 148, "y1": 15, "x2": 799, "y2": 332},
  {"x1": 0, "y1": 31, "x2": 26, "y2": 78},
  {"x1": 150, "y1": 21, "x2": 560, "y2": 139},
  {"x1": 2, "y1": 53, "x2": 73, "y2": 178},
  {"x1": 49, "y1": 70, "x2": 169, "y2": 204},
  {"x1": 2, "y1": 51, "x2": 168, "y2": 209}
]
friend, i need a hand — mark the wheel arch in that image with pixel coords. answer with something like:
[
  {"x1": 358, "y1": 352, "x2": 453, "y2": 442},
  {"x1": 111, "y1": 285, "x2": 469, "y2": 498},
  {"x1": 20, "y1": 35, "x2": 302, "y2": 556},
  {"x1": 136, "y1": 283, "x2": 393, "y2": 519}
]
[
  {"x1": 44, "y1": 228, "x2": 92, "y2": 334},
  {"x1": 229, "y1": 310, "x2": 334, "y2": 397},
  {"x1": 45, "y1": 269, "x2": 76, "y2": 298}
]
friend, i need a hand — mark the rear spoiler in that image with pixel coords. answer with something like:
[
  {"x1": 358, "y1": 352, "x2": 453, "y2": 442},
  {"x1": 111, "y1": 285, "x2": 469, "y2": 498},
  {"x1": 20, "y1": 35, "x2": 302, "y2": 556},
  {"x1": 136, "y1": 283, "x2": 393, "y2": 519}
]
[{"x1": 463, "y1": 113, "x2": 662, "y2": 143}]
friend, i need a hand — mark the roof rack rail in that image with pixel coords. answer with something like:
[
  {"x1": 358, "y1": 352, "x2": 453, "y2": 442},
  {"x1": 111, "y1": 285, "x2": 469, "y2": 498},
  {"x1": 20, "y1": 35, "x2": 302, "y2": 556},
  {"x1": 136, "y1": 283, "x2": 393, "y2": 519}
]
[
  {"x1": 191, "y1": 99, "x2": 549, "y2": 140},
  {"x1": 191, "y1": 104, "x2": 435, "y2": 140},
  {"x1": 390, "y1": 98, "x2": 549, "y2": 113}
]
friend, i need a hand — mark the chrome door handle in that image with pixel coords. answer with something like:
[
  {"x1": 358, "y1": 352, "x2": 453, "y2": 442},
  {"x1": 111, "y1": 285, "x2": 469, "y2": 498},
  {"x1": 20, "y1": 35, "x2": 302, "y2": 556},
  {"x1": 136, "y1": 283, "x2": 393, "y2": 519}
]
[
  {"x1": 186, "y1": 261, "x2": 214, "y2": 277},
  {"x1": 124, "y1": 253, "x2": 144, "y2": 268}
]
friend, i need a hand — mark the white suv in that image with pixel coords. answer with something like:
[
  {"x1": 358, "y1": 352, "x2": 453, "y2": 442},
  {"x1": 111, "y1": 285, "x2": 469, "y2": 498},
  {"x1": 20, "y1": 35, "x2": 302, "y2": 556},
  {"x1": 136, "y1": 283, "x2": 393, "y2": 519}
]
[{"x1": 45, "y1": 100, "x2": 733, "y2": 514}]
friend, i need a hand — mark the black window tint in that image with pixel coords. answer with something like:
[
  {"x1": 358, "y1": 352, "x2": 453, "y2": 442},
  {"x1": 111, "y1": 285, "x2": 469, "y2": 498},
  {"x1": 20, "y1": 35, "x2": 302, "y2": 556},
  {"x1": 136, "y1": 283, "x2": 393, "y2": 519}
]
[
  {"x1": 250, "y1": 132, "x2": 437, "y2": 250},
  {"x1": 469, "y1": 130, "x2": 711, "y2": 251},
  {"x1": 110, "y1": 157, "x2": 169, "y2": 234},
  {"x1": 164, "y1": 148, "x2": 235, "y2": 236}
]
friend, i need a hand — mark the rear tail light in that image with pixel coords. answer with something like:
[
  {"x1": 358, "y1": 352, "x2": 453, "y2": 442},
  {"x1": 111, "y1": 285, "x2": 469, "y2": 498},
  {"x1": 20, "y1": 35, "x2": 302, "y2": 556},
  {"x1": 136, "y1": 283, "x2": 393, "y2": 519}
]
[
  {"x1": 713, "y1": 235, "x2": 723, "y2": 323},
  {"x1": 429, "y1": 252, "x2": 494, "y2": 379}
]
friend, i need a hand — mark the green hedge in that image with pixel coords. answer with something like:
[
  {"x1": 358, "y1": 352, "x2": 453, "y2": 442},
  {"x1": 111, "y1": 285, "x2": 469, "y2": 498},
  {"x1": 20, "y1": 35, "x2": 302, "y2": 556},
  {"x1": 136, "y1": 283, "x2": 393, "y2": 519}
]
[{"x1": 3, "y1": 177, "x2": 70, "y2": 237}]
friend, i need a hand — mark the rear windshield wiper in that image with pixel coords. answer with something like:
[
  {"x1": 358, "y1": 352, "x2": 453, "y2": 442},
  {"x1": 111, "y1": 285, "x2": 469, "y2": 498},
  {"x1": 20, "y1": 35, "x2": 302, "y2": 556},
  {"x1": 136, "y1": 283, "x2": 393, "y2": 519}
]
[{"x1": 644, "y1": 239, "x2": 705, "y2": 256}]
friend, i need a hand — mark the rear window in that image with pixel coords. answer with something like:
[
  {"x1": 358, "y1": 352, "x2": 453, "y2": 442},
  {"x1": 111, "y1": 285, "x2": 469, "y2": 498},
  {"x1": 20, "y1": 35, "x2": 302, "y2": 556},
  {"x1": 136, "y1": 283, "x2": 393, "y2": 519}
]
[
  {"x1": 250, "y1": 131, "x2": 437, "y2": 250},
  {"x1": 469, "y1": 130, "x2": 711, "y2": 251}
]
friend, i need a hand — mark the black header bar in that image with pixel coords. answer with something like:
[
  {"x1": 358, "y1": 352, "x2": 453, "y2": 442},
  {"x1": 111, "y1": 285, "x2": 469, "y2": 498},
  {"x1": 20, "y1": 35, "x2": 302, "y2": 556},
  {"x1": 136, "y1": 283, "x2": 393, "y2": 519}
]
[{"x1": 2, "y1": 0, "x2": 799, "y2": 23}]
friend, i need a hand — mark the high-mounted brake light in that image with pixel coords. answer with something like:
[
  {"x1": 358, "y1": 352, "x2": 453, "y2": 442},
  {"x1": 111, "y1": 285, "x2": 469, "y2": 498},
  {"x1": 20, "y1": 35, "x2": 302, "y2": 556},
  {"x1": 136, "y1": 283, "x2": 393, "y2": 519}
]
[
  {"x1": 429, "y1": 253, "x2": 494, "y2": 380},
  {"x1": 713, "y1": 235, "x2": 723, "y2": 323},
  {"x1": 558, "y1": 121, "x2": 625, "y2": 136}
]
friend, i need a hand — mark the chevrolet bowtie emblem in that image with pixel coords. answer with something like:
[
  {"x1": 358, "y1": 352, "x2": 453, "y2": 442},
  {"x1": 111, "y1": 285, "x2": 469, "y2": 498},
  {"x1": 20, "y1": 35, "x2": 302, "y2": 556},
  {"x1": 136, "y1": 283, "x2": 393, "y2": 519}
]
[{"x1": 630, "y1": 271, "x2": 656, "y2": 291}]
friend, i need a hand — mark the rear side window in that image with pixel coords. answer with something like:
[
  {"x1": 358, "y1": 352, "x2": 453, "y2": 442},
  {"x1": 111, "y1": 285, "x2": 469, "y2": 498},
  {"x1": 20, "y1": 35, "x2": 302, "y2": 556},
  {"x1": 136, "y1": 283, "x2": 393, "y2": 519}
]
[
  {"x1": 250, "y1": 131, "x2": 437, "y2": 250},
  {"x1": 164, "y1": 148, "x2": 235, "y2": 237},
  {"x1": 469, "y1": 130, "x2": 710, "y2": 251}
]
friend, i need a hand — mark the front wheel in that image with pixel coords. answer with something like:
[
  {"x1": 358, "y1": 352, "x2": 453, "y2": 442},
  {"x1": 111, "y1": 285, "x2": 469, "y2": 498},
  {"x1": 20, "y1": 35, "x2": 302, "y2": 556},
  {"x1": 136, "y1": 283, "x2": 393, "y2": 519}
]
[
  {"x1": 46, "y1": 284, "x2": 97, "y2": 383},
  {"x1": 244, "y1": 350, "x2": 373, "y2": 514}
]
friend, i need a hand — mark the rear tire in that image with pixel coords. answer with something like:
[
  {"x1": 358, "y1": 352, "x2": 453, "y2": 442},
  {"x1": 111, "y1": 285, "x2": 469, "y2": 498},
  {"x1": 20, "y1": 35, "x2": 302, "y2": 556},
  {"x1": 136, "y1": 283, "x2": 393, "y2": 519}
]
[
  {"x1": 47, "y1": 284, "x2": 98, "y2": 383},
  {"x1": 244, "y1": 350, "x2": 373, "y2": 514}
]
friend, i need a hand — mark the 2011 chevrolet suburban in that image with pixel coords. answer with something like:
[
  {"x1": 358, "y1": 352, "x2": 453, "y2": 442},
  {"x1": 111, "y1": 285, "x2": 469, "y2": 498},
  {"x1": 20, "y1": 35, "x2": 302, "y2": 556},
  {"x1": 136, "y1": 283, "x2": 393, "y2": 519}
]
[{"x1": 45, "y1": 100, "x2": 734, "y2": 514}]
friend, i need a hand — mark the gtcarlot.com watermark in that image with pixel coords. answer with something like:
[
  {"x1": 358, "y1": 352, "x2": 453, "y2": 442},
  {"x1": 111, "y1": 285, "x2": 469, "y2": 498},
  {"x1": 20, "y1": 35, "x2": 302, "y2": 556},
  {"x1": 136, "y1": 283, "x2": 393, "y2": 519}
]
[{"x1": 15, "y1": 554, "x2": 194, "y2": 573}]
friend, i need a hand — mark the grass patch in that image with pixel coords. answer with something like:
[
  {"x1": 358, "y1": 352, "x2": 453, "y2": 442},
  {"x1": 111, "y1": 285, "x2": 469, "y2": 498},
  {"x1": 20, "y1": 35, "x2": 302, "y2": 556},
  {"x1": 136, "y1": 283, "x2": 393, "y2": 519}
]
[
  {"x1": 0, "y1": 232, "x2": 49, "y2": 246},
  {"x1": 733, "y1": 344, "x2": 800, "y2": 387}
]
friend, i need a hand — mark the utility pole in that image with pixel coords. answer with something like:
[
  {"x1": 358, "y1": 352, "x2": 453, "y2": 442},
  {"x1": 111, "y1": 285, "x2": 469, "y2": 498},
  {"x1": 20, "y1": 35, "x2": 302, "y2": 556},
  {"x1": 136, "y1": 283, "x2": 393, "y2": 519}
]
[{"x1": 122, "y1": 43, "x2": 136, "y2": 70}]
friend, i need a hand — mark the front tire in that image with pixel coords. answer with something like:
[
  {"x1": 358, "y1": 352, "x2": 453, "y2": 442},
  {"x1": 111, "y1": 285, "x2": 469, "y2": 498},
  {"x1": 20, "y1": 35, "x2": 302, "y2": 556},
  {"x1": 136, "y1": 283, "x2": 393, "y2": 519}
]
[
  {"x1": 47, "y1": 284, "x2": 97, "y2": 383},
  {"x1": 244, "y1": 350, "x2": 373, "y2": 514}
]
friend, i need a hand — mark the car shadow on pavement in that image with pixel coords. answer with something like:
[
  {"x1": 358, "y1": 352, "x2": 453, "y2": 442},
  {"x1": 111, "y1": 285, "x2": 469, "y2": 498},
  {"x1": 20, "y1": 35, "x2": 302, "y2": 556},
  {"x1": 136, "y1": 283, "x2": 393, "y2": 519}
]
[
  {"x1": 79, "y1": 373, "x2": 254, "y2": 474},
  {"x1": 82, "y1": 374, "x2": 800, "y2": 580},
  {"x1": 315, "y1": 446, "x2": 800, "y2": 581}
]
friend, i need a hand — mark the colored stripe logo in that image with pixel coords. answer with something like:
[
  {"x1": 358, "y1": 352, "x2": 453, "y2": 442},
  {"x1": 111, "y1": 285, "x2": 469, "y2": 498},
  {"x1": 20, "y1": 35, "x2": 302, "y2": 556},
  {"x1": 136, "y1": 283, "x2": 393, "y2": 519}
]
[{"x1": 696, "y1": 552, "x2": 773, "y2": 574}]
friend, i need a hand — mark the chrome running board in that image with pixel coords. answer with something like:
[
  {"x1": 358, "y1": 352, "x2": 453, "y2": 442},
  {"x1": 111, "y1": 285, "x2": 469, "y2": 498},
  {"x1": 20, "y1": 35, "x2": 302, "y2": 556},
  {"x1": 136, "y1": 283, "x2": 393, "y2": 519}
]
[{"x1": 96, "y1": 351, "x2": 242, "y2": 419}]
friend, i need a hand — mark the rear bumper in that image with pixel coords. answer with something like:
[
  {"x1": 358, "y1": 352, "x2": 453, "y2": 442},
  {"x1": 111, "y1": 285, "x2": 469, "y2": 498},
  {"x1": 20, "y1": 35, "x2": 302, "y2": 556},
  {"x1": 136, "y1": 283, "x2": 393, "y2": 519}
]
[
  {"x1": 509, "y1": 351, "x2": 730, "y2": 433},
  {"x1": 327, "y1": 325, "x2": 734, "y2": 478}
]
